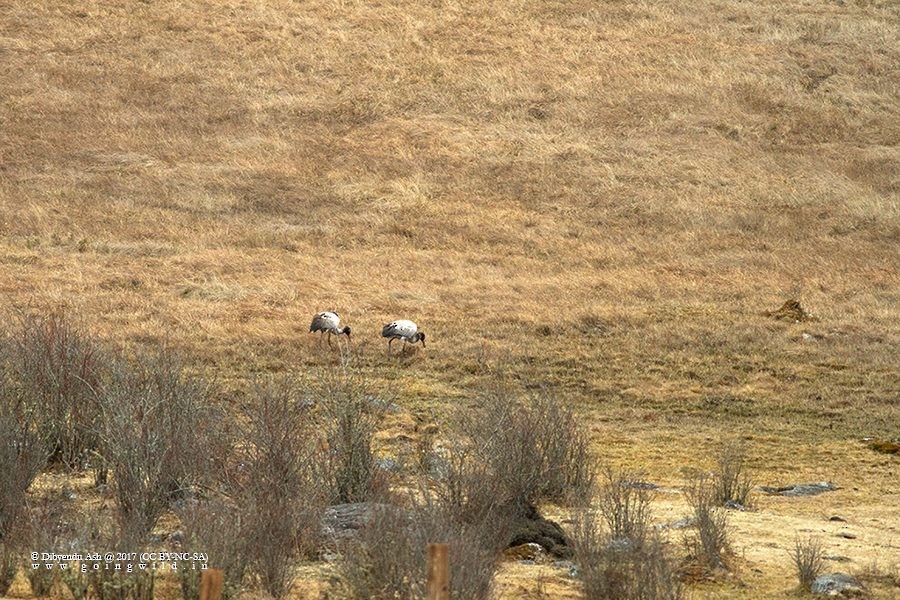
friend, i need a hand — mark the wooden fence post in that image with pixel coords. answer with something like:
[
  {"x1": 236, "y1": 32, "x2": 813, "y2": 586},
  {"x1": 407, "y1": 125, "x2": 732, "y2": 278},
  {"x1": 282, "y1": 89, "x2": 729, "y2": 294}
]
[
  {"x1": 199, "y1": 568, "x2": 224, "y2": 600},
  {"x1": 426, "y1": 543, "x2": 449, "y2": 600}
]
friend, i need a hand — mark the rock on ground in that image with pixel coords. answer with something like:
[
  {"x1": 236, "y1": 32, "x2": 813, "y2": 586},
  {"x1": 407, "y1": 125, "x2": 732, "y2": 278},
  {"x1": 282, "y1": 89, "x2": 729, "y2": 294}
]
[
  {"x1": 758, "y1": 482, "x2": 838, "y2": 497},
  {"x1": 321, "y1": 502, "x2": 399, "y2": 540},
  {"x1": 810, "y1": 573, "x2": 865, "y2": 597}
]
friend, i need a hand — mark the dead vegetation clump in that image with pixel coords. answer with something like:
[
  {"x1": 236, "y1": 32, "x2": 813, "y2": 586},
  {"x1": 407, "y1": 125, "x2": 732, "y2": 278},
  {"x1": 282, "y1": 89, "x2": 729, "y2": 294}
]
[
  {"x1": 176, "y1": 498, "x2": 249, "y2": 600},
  {"x1": 572, "y1": 470, "x2": 683, "y2": 600},
  {"x1": 0, "y1": 373, "x2": 50, "y2": 545},
  {"x1": 683, "y1": 473, "x2": 731, "y2": 574},
  {"x1": 790, "y1": 535, "x2": 826, "y2": 591},
  {"x1": 764, "y1": 299, "x2": 815, "y2": 323},
  {"x1": 713, "y1": 439, "x2": 754, "y2": 508},
  {"x1": 457, "y1": 390, "x2": 595, "y2": 512}
]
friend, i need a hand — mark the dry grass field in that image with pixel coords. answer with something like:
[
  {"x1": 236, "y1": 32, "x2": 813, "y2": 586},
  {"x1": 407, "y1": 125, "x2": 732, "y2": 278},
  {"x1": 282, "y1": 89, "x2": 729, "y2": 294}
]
[{"x1": 1, "y1": 0, "x2": 899, "y2": 598}]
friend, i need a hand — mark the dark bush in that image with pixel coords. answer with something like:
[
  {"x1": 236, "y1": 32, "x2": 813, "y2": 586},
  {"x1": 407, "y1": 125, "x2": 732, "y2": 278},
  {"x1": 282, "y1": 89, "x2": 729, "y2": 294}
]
[
  {"x1": 458, "y1": 391, "x2": 594, "y2": 512},
  {"x1": 176, "y1": 497, "x2": 249, "y2": 600},
  {"x1": 24, "y1": 497, "x2": 68, "y2": 597},
  {"x1": 0, "y1": 384, "x2": 50, "y2": 541},
  {"x1": 596, "y1": 469, "x2": 653, "y2": 540},
  {"x1": 0, "y1": 542, "x2": 16, "y2": 596}
]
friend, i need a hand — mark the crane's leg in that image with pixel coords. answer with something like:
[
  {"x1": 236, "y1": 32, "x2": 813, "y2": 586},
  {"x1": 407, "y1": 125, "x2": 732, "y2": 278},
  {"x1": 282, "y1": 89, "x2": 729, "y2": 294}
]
[
  {"x1": 388, "y1": 338, "x2": 394, "y2": 356},
  {"x1": 328, "y1": 331, "x2": 333, "y2": 348}
]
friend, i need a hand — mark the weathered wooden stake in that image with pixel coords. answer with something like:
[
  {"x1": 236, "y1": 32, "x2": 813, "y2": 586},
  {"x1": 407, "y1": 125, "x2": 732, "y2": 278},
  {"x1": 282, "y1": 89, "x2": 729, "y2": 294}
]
[
  {"x1": 199, "y1": 568, "x2": 224, "y2": 600},
  {"x1": 426, "y1": 543, "x2": 450, "y2": 600}
]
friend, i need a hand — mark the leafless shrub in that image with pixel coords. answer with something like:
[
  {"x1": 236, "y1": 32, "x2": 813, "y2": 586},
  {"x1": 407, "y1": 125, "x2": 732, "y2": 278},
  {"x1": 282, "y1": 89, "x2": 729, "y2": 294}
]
[
  {"x1": 597, "y1": 469, "x2": 653, "y2": 540},
  {"x1": 459, "y1": 391, "x2": 594, "y2": 511},
  {"x1": 176, "y1": 497, "x2": 249, "y2": 600},
  {"x1": 338, "y1": 495, "x2": 503, "y2": 600},
  {"x1": 683, "y1": 473, "x2": 730, "y2": 572},
  {"x1": 24, "y1": 497, "x2": 68, "y2": 597},
  {"x1": 315, "y1": 367, "x2": 387, "y2": 504},
  {"x1": 0, "y1": 385, "x2": 50, "y2": 541},
  {"x1": 791, "y1": 535, "x2": 825, "y2": 590},
  {"x1": 59, "y1": 514, "x2": 109, "y2": 600},
  {"x1": 2, "y1": 314, "x2": 105, "y2": 477},
  {"x1": 97, "y1": 350, "x2": 214, "y2": 543},
  {"x1": 230, "y1": 376, "x2": 326, "y2": 600},
  {"x1": 0, "y1": 542, "x2": 16, "y2": 596},
  {"x1": 713, "y1": 439, "x2": 753, "y2": 507},
  {"x1": 571, "y1": 471, "x2": 682, "y2": 600}
]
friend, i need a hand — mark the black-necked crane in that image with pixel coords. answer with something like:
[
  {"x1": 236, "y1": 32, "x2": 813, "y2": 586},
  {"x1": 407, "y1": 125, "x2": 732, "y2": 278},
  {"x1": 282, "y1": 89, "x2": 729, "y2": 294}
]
[
  {"x1": 309, "y1": 311, "x2": 352, "y2": 347},
  {"x1": 381, "y1": 319, "x2": 426, "y2": 355}
]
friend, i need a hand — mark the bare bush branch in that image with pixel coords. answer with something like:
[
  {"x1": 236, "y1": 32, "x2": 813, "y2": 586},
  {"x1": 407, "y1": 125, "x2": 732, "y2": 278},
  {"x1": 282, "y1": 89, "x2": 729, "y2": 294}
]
[
  {"x1": 713, "y1": 439, "x2": 753, "y2": 507},
  {"x1": 572, "y1": 471, "x2": 682, "y2": 600},
  {"x1": 683, "y1": 473, "x2": 730, "y2": 572},
  {"x1": 314, "y1": 367, "x2": 387, "y2": 504},
  {"x1": 176, "y1": 497, "x2": 248, "y2": 600},
  {"x1": 98, "y1": 350, "x2": 214, "y2": 543},
  {"x1": 338, "y1": 495, "x2": 503, "y2": 600},
  {"x1": 0, "y1": 385, "x2": 50, "y2": 541},
  {"x1": 459, "y1": 391, "x2": 594, "y2": 512},
  {"x1": 791, "y1": 535, "x2": 826, "y2": 590},
  {"x1": 2, "y1": 314, "x2": 105, "y2": 475},
  {"x1": 231, "y1": 376, "x2": 327, "y2": 600}
]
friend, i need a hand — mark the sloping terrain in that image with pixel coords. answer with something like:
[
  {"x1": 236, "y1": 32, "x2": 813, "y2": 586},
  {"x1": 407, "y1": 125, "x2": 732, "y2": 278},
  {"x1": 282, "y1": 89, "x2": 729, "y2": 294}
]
[{"x1": 1, "y1": 0, "x2": 898, "y2": 597}]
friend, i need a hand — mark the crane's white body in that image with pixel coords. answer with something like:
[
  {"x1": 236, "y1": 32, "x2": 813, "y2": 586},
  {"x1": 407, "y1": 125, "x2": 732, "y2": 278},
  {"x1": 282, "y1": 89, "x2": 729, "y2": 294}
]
[
  {"x1": 309, "y1": 311, "x2": 351, "y2": 347},
  {"x1": 382, "y1": 319, "x2": 418, "y2": 340},
  {"x1": 310, "y1": 311, "x2": 342, "y2": 333},
  {"x1": 382, "y1": 319, "x2": 425, "y2": 354}
]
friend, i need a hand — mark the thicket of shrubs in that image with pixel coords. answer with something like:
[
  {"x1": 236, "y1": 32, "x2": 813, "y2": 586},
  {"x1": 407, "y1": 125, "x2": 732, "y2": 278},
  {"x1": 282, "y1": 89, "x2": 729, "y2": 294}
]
[{"x1": 0, "y1": 312, "x2": 757, "y2": 599}]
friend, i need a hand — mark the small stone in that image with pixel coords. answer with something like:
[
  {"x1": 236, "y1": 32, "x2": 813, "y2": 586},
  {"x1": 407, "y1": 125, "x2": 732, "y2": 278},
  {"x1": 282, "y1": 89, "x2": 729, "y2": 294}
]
[
  {"x1": 61, "y1": 487, "x2": 77, "y2": 501},
  {"x1": 656, "y1": 517, "x2": 697, "y2": 530},
  {"x1": 810, "y1": 572, "x2": 864, "y2": 596},
  {"x1": 624, "y1": 480, "x2": 660, "y2": 490},
  {"x1": 321, "y1": 552, "x2": 339, "y2": 563},
  {"x1": 168, "y1": 530, "x2": 185, "y2": 544},
  {"x1": 724, "y1": 500, "x2": 750, "y2": 511},
  {"x1": 835, "y1": 532, "x2": 857, "y2": 540},
  {"x1": 829, "y1": 516, "x2": 846, "y2": 522}
]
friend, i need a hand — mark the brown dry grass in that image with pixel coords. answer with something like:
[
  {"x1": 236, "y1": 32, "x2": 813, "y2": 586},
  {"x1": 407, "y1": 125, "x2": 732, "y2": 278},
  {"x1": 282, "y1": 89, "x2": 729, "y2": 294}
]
[{"x1": 1, "y1": 0, "x2": 898, "y2": 598}]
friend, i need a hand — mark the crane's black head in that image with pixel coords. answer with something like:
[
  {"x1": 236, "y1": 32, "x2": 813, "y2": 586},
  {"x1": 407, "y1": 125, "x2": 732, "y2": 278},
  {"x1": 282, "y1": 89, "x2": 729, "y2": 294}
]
[
  {"x1": 343, "y1": 326, "x2": 352, "y2": 338},
  {"x1": 418, "y1": 331, "x2": 426, "y2": 347}
]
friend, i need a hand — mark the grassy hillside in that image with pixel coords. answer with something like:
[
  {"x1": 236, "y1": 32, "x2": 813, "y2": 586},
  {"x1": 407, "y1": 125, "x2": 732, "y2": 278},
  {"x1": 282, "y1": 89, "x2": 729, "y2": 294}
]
[{"x1": 1, "y1": 0, "x2": 898, "y2": 597}]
